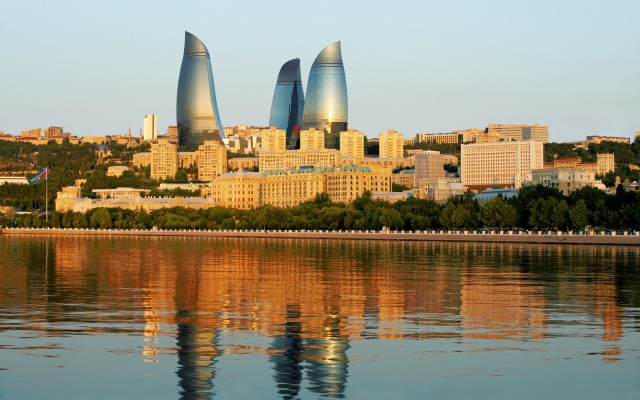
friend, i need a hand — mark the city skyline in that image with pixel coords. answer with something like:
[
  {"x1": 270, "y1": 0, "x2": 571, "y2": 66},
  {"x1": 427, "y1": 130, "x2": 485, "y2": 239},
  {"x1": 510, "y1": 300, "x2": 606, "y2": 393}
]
[{"x1": 0, "y1": 0, "x2": 638, "y2": 141}]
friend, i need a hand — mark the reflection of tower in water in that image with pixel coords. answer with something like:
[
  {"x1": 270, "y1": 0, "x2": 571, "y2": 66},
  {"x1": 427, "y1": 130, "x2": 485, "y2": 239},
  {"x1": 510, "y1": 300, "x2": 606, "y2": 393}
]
[
  {"x1": 270, "y1": 304, "x2": 304, "y2": 400},
  {"x1": 176, "y1": 311, "x2": 220, "y2": 400},
  {"x1": 304, "y1": 305, "x2": 350, "y2": 399}
]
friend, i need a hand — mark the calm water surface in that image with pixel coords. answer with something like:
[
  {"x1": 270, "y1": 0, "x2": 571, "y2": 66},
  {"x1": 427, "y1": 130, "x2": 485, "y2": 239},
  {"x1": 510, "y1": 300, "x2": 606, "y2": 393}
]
[{"x1": 1, "y1": 236, "x2": 639, "y2": 399}]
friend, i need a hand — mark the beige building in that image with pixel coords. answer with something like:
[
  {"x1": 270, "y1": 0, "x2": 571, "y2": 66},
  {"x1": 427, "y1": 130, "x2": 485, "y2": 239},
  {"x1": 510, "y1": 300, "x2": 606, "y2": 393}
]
[
  {"x1": 178, "y1": 151, "x2": 197, "y2": 169},
  {"x1": 93, "y1": 187, "x2": 151, "y2": 200},
  {"x1": 167, "y1": 125, "x2": 179, "y2": 137},
  {"x1": 206, "y1": 169, "x2": 263, "y2": 210},
  {"x1": 356, "y1": 157, "x2": 414, "y2": 172},
  {"x1": 44, "y1": 126, "x2": 64, "y2": 138},
  {"x1": 21, "y1": 128, "x2": 42, "y2": 138},
  {"x1": 133, "y1": 152, "x2": 152, "y2": 169},
  {"x1": 228, "y1": 157, "x2": 259, "y2": 171},
  {"x1": 532, "y1": 168, "x2": 599, "y2": 196},
  {"x1": 82, "y1": 136, "x2": 108, "y2": 144},
  {"x1": 55, "y1": 186, "x2": 83, "y2": 212},
  {"x1": 546, "y1": 153, "x2": 614, "y2": 176},
  {"x1": 379, "y1": 130, "x2": 404, "y2": 158},
  {"x1": 106, "y1": 166, "x2": 131, "y2": 177},
  {"x1": 420, "y1": 178, "x2": 465, "y2": 204},
  {"x1": 339, "y1": 129, "x2": 364, "y2": 159},
  {"x1": 196, "y1": 140, "x2": 227, "y2": 181},
  {"x1": 391, "y1": 169, "x2": 415, "y2": 189},
  {"x1": 414, "y1": 151, "x2": 445, "y2": 188},
  {"x1": 416, "y1": 132, "x2": 459, "y2": 145},
  {"x1": 258, "y1": 149, "x2": 341, "y2": 172},
  {"x1": 461, "y1": 140, "x2": 544, "y2": 190},
  {"x1": 487, "y1": 123, "x2": 549, "y2": 143},
  {"x1": 299, "y1": 128, "x2": 326, "y2": 151},
  {"x1": 262, "y1": 168, "x2": 325, "y2": 208},
  {"x1": 150, "y1": 138, "x2": 179, "y2": 180},
  {"x1": 325, "y1": 166, "x2": 392, "y2": 203},
  {"x1": 261, "y1": 127, "x2": 287, "y2": 152},
  {"x1": 586, "y1": 135, "x2": 630, "y2": 145}
]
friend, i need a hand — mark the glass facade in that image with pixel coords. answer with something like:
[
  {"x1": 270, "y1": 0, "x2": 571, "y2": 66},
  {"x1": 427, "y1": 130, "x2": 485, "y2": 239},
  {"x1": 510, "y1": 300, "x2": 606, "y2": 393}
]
[
  {"x1": 269, "y1": 59, "x2": 305, "y2": 150},
  {"x1": 176, "y1": 32, "x2": 225, "y2": 149},
  {"x1": 301, "y1": 42, "x2": 348, "y2": 150}
]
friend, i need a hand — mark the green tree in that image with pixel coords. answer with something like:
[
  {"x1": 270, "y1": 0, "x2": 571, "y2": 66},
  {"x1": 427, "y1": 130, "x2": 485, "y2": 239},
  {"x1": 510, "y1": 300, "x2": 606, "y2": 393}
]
[
  {"x1": 73, "y1": 213, "x2": 87, "y2": 228},
  {"x1": 569, "y1": 199, "x2": 590, "y2": 230},
  {"x1": 90, "y1": 208, "x2": 113, "y2": 229},
  {"x1": 378, "y1": 208, "x2": 403, "y2": 230},
  {"x1": 440, "y1": 204, "x2": 470, "y2": 229},
  {"x1": 478, "y1": 196, "x2": 517, "y2": 228}
]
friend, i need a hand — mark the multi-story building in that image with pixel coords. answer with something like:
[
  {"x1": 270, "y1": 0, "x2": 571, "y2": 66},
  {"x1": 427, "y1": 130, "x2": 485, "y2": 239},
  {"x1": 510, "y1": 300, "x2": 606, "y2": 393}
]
[
  {"x1": 546, "y1": 153, "x2": 615, "y2": 176},
  {"x1": 262, "y1": 167, "x2": 325, "y2": 208},
  {"x1": 414, "y1": 151, "x2": 445, "y2": 188},
  {"x1": 260, "y1": 127, "x2": 286, "y2": 152},
  {"x1": 206, "y1": 169, "x2": 263, "y2": 210},
  {"x1": 258, "y1": 149, "x2": 341, "y2": 172},
  {"x1": 403, "y1": 137, "x2": 415, "y2": 147},
  {"x1": 150, "y1": 138, "x2": 179, "y2": 180},
  {"x1": 586, "y1": 135, "x2": 630, "y2": 145},
  {"x1": 106, "y1": 166, "x2": 131, "y2": 177},
  {"x1": 299, "y1": 128, "x2": 326, "y2": 151},
  {"x1": 133, "y1": 152, "x2": 152, "y2": 169},
  {"x1": 93, "y1": 187, "x2": 151, "y2": 200},
  {"x1": 143, "y1": 114, "x2": 158, "y2": 141},
  {"x1": 325, "y1": 166, "x2": 391, "y2": 203},
  {"x1": 419, "y1": 178, "x2": 464, "y2": 204},
  {"x1": 379, "y1": 130, "x2": 404, "y2": 158},
  {"x1": 301, "y1": 42, "x2": 348, "y2": 150},
  {"x1": 176, "y1": 32, "x2": 225, "y2": 148},
  {"x1": 228, "y1": 157, "x2": 259, "y2": 171},
  {"x1": 167, "y1": 125, "x2": 179, "y2": 137},
  {"x1": 391, "y1": 169, "x2": 415, "y2": 189},
  {"x1": 21, "y1": 128, "x2": 42, "y2": 138},
  {"x1": 487, "y1": 123, "x2": 549, "y2": 143},
  {"x1": 178, "y1": 151, "x2": 197, "y2": 169},
  {"x1": 415, "y1": 132, "x2": 459, "y2": 144},
  {"x1": 269, "y1": 58, "x2": 305, "y2": 150},
  {"x1": 196, "y1": 140, "x2": 227, "y2": 181},
  {"x1": 532, "y1": 168, "x2": 598, "y2": 196},
  {"x1": 339, "y1": 129, "x2": 364, "y2": 159},
  {"x1": 461, "y1": 140, "x2": 544, "y2": 190},
  {"x1": 44, "y1": 126, "x2": 63, "y2": 138}
]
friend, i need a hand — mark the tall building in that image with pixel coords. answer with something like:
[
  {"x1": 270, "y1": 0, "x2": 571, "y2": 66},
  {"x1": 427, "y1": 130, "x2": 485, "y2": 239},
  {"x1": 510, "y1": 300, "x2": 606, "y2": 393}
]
[
  {"x1": 299, "y1": 128, "x2": 326, "y2": 151},
  {"x1": 414, "y1": 151, "x2": 445, "y2": 187},
  {"x1": 197, "y1": 140, "x2": 227, "y2": 181},
  {"x1": 461, "y1": 140, "x2": 544, "y2": 189},
  {"x1": 151, "y1": 138, "x2": 179, "y2": 180},
  {"x1": 261, "y1": 127, "x2": 286, "y2": 152},
  {"x1": 143, "y1": 114, "x2": 158, "y2": 141},
  {"x1": 339, "y1": 129, "x2": 364, "y2": 158},
  {"x1": 269, "y1": 58, "x2": 305, "y2": 150},
  {"x1": 301, "y1": 42, "x2": 348, "y2": 150},
  {"x1": 487, "y1": 124, "x2": 549, "y2": 143},
  {"x1": 379, "y1": 130, "x2": 404, "y2": 158},
  {"x1": 176, "y1": 31, "x2": 225, "y2": 149}
]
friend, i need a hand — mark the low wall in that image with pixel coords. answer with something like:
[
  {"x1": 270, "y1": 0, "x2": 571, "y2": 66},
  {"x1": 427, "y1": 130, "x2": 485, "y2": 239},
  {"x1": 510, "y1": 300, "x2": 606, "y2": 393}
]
[{"x1": 2, "y1": 227, "x2": 640, "y2": 246}]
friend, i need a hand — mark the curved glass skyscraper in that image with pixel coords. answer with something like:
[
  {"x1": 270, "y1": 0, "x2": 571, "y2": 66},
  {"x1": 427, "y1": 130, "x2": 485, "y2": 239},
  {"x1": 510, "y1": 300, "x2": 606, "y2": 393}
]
[
  {"x1": 176, "y1": 32, "x2": 225, "y2": 149},
  {"x1": 269, "y1": 58, "x2": 305, "y2": 150},
  {"x1": 301, "y1": 41, "x2": 348, "y2": 150}
]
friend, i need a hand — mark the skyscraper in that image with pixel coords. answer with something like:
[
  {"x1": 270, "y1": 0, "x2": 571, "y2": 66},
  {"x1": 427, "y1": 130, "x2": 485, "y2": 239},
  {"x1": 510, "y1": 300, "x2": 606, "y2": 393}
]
[
  {"x1": 301, "y1": 42, "x2": 348, "y2": 150},
  {"x1": 143, "y1": 114, "x2": 157, "y2": 141},
  {"x1": 176, "y1": 32, "x2": 225, "y2": 149},
  {"x1": 269, "y1": 59, "x2": 305, "y2": 150}
]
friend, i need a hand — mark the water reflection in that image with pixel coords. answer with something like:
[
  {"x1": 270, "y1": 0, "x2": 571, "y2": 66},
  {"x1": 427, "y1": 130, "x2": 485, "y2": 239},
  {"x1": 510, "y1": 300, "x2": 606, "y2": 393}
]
[
  {"x1": 270, "y1": 304, "x2": 304, "y2": 399},
  {"x1": 1, "y1": 236, "x2": 639, "y2": 399}
]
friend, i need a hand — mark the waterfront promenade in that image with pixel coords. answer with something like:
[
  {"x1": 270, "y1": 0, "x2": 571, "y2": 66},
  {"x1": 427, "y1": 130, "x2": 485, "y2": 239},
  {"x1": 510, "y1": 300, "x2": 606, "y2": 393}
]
[{"x1": 2, "y1": 227, "x2": 640, "y2": 246}]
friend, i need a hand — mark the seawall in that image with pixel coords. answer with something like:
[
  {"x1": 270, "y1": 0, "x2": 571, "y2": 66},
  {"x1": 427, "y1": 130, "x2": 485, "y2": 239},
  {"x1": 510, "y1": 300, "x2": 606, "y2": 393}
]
[{"x1": 2, "y1": 227, "x2": 640, "y2": 246}]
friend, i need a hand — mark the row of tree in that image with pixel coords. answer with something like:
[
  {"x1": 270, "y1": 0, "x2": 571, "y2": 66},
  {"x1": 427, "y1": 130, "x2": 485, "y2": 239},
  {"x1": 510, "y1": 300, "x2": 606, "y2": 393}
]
[{"x1": 3, "y1": 185, "x2": 640, "y2": 231}]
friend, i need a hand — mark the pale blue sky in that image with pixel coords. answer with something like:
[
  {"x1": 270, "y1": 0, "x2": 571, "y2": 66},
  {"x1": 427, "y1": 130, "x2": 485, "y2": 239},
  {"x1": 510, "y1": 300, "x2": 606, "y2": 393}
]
[{"x1": 0, "y1": 0, "x2": 638, "y2": 142}]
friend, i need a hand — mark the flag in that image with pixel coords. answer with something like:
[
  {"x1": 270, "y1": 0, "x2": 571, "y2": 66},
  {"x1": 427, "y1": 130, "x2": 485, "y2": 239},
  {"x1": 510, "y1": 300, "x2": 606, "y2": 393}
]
[{"x1": 29, "y1": 168, "x2": 48, "y2": 185}]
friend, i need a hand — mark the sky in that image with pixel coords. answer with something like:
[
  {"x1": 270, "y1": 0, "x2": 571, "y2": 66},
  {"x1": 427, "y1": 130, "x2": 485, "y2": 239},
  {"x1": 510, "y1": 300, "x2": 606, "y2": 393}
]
[{"x1": 0, "y1": 0, "x2": 638, "y2": 142}]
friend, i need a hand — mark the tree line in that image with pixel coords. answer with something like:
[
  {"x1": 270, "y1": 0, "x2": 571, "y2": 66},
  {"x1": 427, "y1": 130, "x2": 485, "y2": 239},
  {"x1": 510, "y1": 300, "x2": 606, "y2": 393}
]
[{"x1": 3, "y1": 184, "x2": 639, "y2": 231}]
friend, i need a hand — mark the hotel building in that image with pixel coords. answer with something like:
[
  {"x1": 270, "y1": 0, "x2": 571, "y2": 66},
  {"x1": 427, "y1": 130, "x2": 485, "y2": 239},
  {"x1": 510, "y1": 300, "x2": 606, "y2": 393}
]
[{"x1": 461, "y1": 140, "x2": 544, "y2": 190}]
